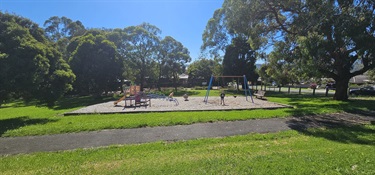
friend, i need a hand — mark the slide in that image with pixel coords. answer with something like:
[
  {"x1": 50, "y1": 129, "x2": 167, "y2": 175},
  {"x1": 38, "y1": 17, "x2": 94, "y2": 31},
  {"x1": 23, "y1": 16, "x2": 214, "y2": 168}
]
[{"x1": 114, "y1": 96, "x2": 126, "y2": 105}]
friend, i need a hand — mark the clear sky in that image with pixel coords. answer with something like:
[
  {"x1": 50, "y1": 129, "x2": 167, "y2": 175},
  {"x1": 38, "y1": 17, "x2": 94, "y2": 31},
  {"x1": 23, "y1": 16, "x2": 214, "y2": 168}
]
[{"x1": 0, "y1": 0, "x2": 224, "y2": 61}]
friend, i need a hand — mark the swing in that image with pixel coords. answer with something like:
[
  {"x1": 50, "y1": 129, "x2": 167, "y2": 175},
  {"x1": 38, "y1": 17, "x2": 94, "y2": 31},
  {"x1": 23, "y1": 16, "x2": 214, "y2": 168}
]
[{"x1": 204, "y1": 75, "x2": 254, "y2": 104}]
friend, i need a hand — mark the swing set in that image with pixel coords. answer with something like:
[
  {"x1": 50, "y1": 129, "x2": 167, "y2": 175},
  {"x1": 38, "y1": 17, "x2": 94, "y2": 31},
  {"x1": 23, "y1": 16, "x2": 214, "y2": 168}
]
[{"x1": 204, "y1": 75, "x2": 254, "y2": 104}]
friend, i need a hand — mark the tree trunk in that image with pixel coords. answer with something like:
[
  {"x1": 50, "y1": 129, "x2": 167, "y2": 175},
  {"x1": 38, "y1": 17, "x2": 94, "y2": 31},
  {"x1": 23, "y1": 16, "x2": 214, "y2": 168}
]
[
  {"x1": 333, "y1": 78, "x2": 350, "y2": 101},
  {"x1": 157, "y1": 61, "x2": 162, "y2": 91},
  {"x1": 174, "y1": 72, "x2": 178, "y2": 92}
]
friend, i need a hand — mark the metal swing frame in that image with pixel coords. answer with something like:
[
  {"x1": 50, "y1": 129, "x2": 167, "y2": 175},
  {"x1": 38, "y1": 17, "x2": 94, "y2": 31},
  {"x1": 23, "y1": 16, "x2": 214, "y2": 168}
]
[{"x1": 203, "y1": 75, "x2": 254, "y2": 104}]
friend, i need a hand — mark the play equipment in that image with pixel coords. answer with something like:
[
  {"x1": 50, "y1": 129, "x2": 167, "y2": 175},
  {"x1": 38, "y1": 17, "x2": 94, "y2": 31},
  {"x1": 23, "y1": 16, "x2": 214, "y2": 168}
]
[
  {"x1": 143, "y1": 92, "x2": 179, "y2": 106},
  {"x1": 204, "y1": 75, "x2": 254, "y2": 104},
  {"x1": 114, "y1": 85, "x2": 141, "y2": 105}
]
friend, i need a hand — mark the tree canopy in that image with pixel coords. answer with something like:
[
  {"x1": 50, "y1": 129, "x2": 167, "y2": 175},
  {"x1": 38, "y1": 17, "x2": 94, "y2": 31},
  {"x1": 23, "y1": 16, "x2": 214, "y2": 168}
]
[
  {"x1": 203, "y1": 0, "x2": 375, "y2": 100},
  {"x1": 68, "y1": 30, "x2": 122, "y2": 95},
  {"x1": 121, "y1": 23, "x2": 162, "y2": 90},
  {"x1": 0, "y1": 13, "x2": 75, "y2": 106},
  {"x1": 223, "y1": 37, "x2": 258, "y2": 83},
  {"x1": 159, "y1": 36, "x2": 191, "y2": 91},
  {"x1": 187, "y1": 58, "x2": 222, "y2": 85},
  {"x1": 0, "y1": 12, "x2": 191, "y2": 105}
]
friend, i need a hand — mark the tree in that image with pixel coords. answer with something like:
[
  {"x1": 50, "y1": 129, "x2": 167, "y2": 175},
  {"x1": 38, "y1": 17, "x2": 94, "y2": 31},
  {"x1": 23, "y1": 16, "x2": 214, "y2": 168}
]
[
  {"x1": 223, "y1": 37, "x2": 259, "y2": 85},
  {"x1": 44, "y1": 16, "x2": 86, "y2": 61},
  {"x1": 201, "y1": 8, "x2": 230, "y2": 57},
  {"x1": 68, "y1": 30, "x2": 122, "y2": 95},
  {"x1": 44, "y1": 16, "x2": 85, "y2": 41},
  {"x1": 367, "y1": 69, "x2": 375, "y2": 82},
  {"x1": 187, "y1": 58, "x2": 222, "y2": 86},
  {"x1": 0, "y1": 13, "x2": 75, "y2": 106},
  {"x1": 203, "y1": 0, "x2": 375, "y2": 100},
  {"x1": 121, "y1": 23, "x2": 161, "y2": 90},
  {"x1": 159, "y1": 36, "x2": 191, "y2": 91},
  {"x1": 265, "y1": 41, "x2": 321, "y2": 86}
]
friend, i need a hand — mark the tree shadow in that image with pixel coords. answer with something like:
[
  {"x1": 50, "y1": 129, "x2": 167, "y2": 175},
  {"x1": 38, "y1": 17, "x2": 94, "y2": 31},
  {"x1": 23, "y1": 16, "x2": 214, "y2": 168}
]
[
  {"x1": 0, "y1": 116, "x2": 57, "y2": 136},
  {"x1": 270, "y1": 93, "x2": 375, "y2": 117},
  {"x1": 168, "y1": 90, "x2": 200, "y2": 97},
  {"x1": 286, "y1": 113, "x2": 375, "y2": 145},
  {"x1": 53, "y1": 95, "x2": 114, "y2": 110}
]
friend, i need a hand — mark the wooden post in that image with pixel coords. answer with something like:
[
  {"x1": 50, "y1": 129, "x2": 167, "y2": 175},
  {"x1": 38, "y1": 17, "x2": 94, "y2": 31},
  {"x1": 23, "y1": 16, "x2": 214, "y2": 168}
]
[
  {"x1": 299, "y1": 87, "x2": 302, "y2": 94},
  {"x1": 288, "y1": 87, "x2": 291, "y2": 94},
  {"x1": 313, "y1": 88, "x2": 316, "y2": 96},
  {"x1": 279, "y1": 86, "x2": 281, "y2": 92}
]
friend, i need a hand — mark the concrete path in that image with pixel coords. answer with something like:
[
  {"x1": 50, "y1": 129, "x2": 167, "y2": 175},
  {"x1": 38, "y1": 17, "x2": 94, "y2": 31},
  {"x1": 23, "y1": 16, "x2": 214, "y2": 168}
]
[{"x1": 0, "y1": 118, "x2": 291, "y2": 155}]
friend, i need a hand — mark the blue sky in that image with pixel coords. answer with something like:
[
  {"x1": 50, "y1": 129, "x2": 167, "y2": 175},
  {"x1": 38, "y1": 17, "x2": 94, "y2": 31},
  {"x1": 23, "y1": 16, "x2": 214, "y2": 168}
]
[{"x1": 0, "y1": 0, "x2": 224, "y2": 61}]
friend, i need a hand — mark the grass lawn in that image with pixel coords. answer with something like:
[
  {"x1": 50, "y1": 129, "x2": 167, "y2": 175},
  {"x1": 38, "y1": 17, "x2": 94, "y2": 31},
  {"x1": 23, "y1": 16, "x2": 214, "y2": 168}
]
[
  {"x1": 0, "y1": 91, "x2": 375, "y2": 137},
  {"x1": 1, "y1": 91, "x2": 375, "y2": 174},
  {"x1": 1, "y1": 128, "x2": 374, "y2": 174}
]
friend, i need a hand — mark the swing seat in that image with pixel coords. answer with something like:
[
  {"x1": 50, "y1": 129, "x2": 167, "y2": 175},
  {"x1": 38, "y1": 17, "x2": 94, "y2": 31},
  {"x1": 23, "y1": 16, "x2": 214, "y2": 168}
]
[{"x1": 254, "y1": 90, "x2": 266, "y2": 99}]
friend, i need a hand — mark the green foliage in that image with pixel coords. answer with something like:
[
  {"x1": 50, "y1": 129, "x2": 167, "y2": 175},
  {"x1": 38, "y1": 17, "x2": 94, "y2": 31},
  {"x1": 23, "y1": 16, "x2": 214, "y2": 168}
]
[
  {"x1": 367, "y1": 69, "x2": 375, "y2": 82},
  {"x1": 187, "y1": 58, "x2": 222, "y2": 85},
  {"x1": 68, "y1": 31, "x2": 122, "y2": 95},
  {"x1": 0, "y1": 12, "x2": 75, "y2": 106},
  {"x1": 122, "y1": 23, "x2": 162, "y2": 89},
  {"x1": 204, "y1": 0, "x2": 375, "y2": 100},
  {"x1": 44, "y1": 16, "x2": 85, "y2": 41},
  {"x1": 223, "y1": 37, "x2": 258, "y2": 83},
  {"x1": 159, "y1": 36, "x2": 191, "y2": 90}
]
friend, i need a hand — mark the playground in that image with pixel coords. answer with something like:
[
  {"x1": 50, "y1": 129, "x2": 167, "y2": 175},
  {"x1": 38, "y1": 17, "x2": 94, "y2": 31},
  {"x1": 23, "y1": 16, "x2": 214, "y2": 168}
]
[
  {"x1": 65, "y1": 75, "x2": 291, "y2": 115},
  {"x1": 64, "y1": 94, "x2": 291, "y2": 115}
]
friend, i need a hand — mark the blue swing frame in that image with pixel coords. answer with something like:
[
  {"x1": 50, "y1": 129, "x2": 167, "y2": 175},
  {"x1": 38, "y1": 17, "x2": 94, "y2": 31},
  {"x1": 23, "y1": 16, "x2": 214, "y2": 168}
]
[{"x1": 203, "y1": 75, "x2": 254, "y2": 104}]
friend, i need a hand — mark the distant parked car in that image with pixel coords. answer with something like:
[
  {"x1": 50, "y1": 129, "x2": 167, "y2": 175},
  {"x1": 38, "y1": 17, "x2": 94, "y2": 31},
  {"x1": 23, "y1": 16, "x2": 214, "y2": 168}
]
[
  {"x1": 325, "y1": 83, "x2": 336, "y2": 90},
  {"x1": 349, "y1": 86, "x2": 375, "y2": 96}
]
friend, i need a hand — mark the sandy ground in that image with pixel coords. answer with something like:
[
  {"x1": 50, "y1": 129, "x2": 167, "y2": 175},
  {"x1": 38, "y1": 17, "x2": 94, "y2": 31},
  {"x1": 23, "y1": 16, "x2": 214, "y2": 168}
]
[{"x1": 64, "y1": 96, "x2": 291, "y2": 115}]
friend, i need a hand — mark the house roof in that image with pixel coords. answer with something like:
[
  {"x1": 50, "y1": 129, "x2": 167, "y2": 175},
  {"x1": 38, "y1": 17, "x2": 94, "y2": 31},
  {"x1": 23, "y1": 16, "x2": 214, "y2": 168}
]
[{"x1": 179, "y1": 73, "x2": 189, "y2": 79}]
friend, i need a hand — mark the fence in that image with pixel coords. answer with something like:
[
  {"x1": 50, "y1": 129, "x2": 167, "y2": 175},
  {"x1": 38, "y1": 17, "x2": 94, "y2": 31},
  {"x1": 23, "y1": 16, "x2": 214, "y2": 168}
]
[{"x1": 250, "y1": 85, "x2": 335, "y2": 96}]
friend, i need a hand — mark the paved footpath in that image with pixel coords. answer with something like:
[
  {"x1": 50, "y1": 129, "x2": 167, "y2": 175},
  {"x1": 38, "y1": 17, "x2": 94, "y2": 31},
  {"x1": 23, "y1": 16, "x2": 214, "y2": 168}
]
[
  {"x1": 0, "y1": 118, "x2": 291, "y2": 155},
  {"x1": 1, "y1": 112, "x2": 373, "y2": 155}
]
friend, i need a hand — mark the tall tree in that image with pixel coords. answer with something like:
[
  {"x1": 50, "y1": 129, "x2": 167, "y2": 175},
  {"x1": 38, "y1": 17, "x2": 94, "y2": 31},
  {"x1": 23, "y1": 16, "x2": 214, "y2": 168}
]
[
  {"x1": 68, "y1": 30, "x2": 122, "y2": 95},
  {"x1": 187, "y1": 58, "x2": 223, "y2": 85},
  {"x1": 44, "y1": 16, "x2": 86, "y2": 61},
  {"x1": 0, "y1": 13, "x2": 75, "y2": 106},
  {"x1": 201, "y1": 8, "x2": 231, "y2": 57},
  {"x1": 203, "y1": 0, "x2": 375, "y2": 100},
  {"x1": 223, "y1": 37, "x2": 258, "y2": 84},
  {"x1": 159, "y1": 36, "x2": 191, "y2": 91},
  {"x1": 265, "y1": 41, "x2": 321, "y2": 85},
  {"x1": 122, "y1": 23, "x2": 161, "y2": 90},
  {"x1": 44, "y1": 16, "x2": 85, "y2": 41}
]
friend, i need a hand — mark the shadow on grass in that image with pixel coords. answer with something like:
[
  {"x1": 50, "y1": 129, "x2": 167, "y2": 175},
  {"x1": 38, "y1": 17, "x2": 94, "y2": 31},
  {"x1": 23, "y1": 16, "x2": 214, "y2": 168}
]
[
  {"x1": 287, "y1": 117, "x2": 375, "y2": 145},
  {"x1": 0, "y1": 116, "x2": 57, "y2": 136},
  {"x1": 267, "y1": 93, "x2": 375, "y2": 145},
  {"x1": 267, "y1": 92, "x2": 375, "y2": 116},
  {"x1": 54, "y1": 95, "x2": 114, "y2": 110}
]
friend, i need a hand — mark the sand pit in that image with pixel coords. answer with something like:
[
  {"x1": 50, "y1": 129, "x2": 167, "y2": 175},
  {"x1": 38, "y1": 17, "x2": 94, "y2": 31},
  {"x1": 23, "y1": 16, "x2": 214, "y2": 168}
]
[{"x1": 64, "y1": 96, "x2": 291, "y2": 115}]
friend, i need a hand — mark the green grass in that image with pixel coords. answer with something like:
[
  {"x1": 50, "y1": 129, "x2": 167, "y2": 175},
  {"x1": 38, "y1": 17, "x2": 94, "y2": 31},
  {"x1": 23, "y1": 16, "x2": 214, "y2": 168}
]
[
  {"x1": 1, "y1": 91, "x2": 375, "y2": 174},
  {"x1": 1, "y1": 127, "x2": 374, "y2": 174},
  {"x1": 1, "y1": 91, "x2": 375, "y2": 137}
]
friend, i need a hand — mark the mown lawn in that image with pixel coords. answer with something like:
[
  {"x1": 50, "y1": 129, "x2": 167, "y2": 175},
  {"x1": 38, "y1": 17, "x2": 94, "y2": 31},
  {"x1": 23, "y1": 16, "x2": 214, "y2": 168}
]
[
  {"x1": 0, "y1": 91, "x2": 374, "y2": 137},
  {"x1": 1, "y1": 128, "x2": 374, "y2": 174},
  {"x1": 1, "y1": 91, "x2": 375, "y2": 174}
]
